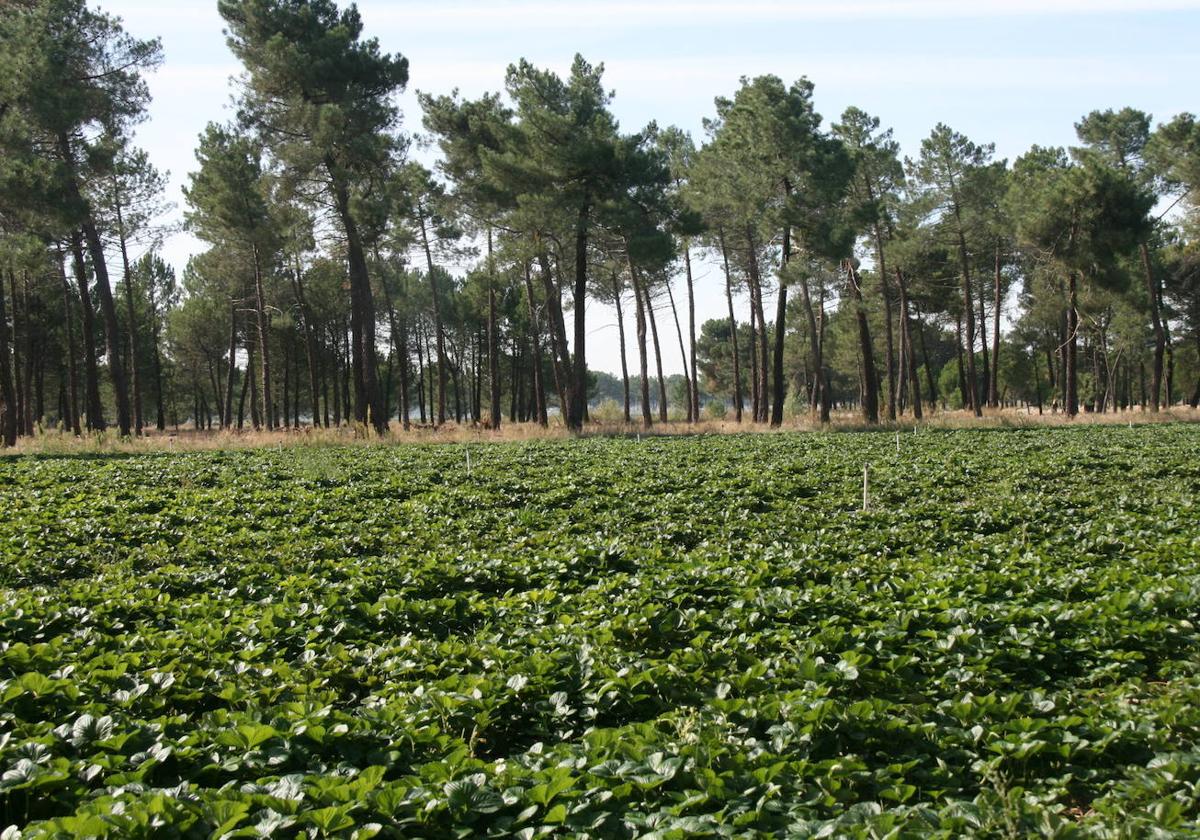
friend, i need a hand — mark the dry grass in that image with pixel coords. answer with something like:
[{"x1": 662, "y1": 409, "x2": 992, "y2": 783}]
[{"x1": 7, "y1": 405, "x2": 1198, "y2": 456}]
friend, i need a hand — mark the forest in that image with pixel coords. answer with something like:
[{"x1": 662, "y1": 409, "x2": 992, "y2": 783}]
[{"x1": 0, "y1": 0, "x2": 1198, "y2": 446}]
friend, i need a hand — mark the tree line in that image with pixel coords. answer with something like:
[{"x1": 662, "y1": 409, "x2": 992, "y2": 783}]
[{"x1": 2, "y1": 0, "x2": 1199, "y2": 446}]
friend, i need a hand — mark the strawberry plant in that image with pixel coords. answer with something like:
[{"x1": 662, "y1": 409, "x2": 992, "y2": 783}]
[{"x1": 1, "y1": 425, "x2": 1198, "y2": 836}]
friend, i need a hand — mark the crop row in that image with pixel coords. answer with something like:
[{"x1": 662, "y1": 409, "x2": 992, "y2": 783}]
[{"x1": 1, "y1": 426, "x2": 1198, "y2": 836}]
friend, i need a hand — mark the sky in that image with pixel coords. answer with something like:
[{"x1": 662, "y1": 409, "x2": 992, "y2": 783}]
[{"x1": 101, "y1": 0, "x2": 1200, "y2": 377}]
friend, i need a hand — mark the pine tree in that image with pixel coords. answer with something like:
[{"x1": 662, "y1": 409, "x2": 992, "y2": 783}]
[
  {"x1": 487, "y1": 56, "x2": 626, "y2": 431},
  {"x1": 220, "y1": 0, "x2": 408, "y2": 433},
  {"x1": 909, "y1": 124, "x2": 997, "y2": 417},
  {"x1": 0, "y1": 0, "x2": 161, "y2": 437},
  {"x1": 184, "y1": 124, "x2": 282, "y2": 429},
  {"x1": 420, "y1": 92, "x2": 515, "y2": 429},
  {"x1": 1008, "y1": 147, "x2": 1153, "y2": 416}
]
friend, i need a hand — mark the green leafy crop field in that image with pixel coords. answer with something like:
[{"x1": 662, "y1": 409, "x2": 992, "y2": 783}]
[{"x1": 1, "y1": 425, "x2": 1199, "y2": 838}]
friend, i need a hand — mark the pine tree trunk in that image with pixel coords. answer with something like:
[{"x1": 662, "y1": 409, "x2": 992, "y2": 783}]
[
  {"x1": 871, "y1": 224, "x2": 897, "y2": 421},
  {"x1": 56, "y1": 247, "x2": 82, "y2": 435},
  {"x1": 0, "y1": 268, "x2": 17, "y2": 446},
  {"x1": 1066, "y1": 273, "x2": 1079, "y2": 417},
  {"x1": 684, "y1": 243, "x2": 700, "y2": 422},
  {"x1": 148, "y1": 275, "x2": 166, "y2": 431},
  {"x1": 236, "y1": 351, "x2": 249, "y2": 429},
  {"x1": 486, "y1": 228, "x2": 501, "y2": 430},
  {"x1": 509, "y1": 334, "x2": 520, "y2": 423},
  {"x1": 748, "y1": 303, "x2": 760, "y2": 420},
  {"x1": 1190, "y1": 331, "x2": 1200, "y2": 408},
  {"x1": 816, "y1": 284, "x2": 832, "y2": 422},
  {"x1": 896, "y1": 268, "x2": 922, "y2": 420},
  {"x1": 319, "y1": 354, "x2": 329, "y2": 427},
  {"x1": 81, "y1": 217, "x2": 132, "y2": 437},
  {"x1": 1141, "y1": 242, "x2": 1165, "y2": 411},
  {"x1": 217, "y1": 348, "x2": 228, "y2": 424},
  {"x1": 425, "y1": 328, "x2": 435, "y2": 422},
  {"x1": 250, "y1": 246, "x2": 274, "y2": 430},
  {"x1": 847, "y1": 261, "x2": 879, "y2": 424},
  {"x1": 113, "y1": 186, "x2": 144, "y2": 434},
  {"x1": 522, "y1": 262, "x2": 548, "y2": 426},
  {"x1": 629, "y1": 257, "x2": 653, "y2": 428},
  {"x1": 282, "y1": 339, "x2": 291, "y2": 429},
  {"x1": 913, "y1": 302, "x2": 937, "y2": 409},
  {"x1": 69, "y1": 230, "x2": 105, "y2": 431},
  {"x1": 612, "y1": 273, "x2": 631, "y2": 423},
  {"x1": 977, "y1": 276, "x2": 990, "y2": 413},
  {"x1": 475, "y1": 327, "x2": 484, "y2": 422},
  {"x1": 8, "y1": 272, "x2": 23, "y2": 436},
  {"x1": 7, "y1": 273, "x2": 27, "y2": 436},
  {"x1": 665, "y1": 278, "x2": 692, "y2": 422},
  {"x1": 414, "y1": 319, "x2": 425, "y2": 424},
  {"x1": 1166, "y1": 342, "x2": 1175, "y2": 407},
  {"x1": 58, "y1": 375, "x2": 69, "y2": 433},
  {"x1": 1164, "y1": 297, "x2": 1175, "y2": 407},
  {"x1": 398, "y1": 310, "x2": 411, "y2": 429},
  {"x1": 642, "y1": 281, "x2": 669, "y2": 423},
  {"x1": 327, "y1": 160, "x2": 385, "y2": 432},
  {"x1": 745, "y1": 228, "x2": 769, "y2": 422},
  {"x1": 535, "y1": 251, "x2": 571, "y2": 415},
  {"x1": 248, "y1": 335, "x2": 261, "y2": 429},
  {"x1": 18, "y1": 272, "x2": 35, "y2": 435},
  {"x1": 340, "y1": 324, "x2": 352, "y2": 424},
  {"x1": 206, "y1": 356, "x2": 221, "y2": 428},
  {"x1": 56, "y1": 130, "x2": 131, "y2": 437},
  {"x1": 23, "y1": 282, "x2": 37, "y2": 434},
  {"x1": 770, "y1": 224, "x2": 790, "y2": 428},
  {"x1": 955, "y1": 314, "x2": 967, "y2": 408},
  {"x1": 381, "y1": 330, "x2": 393, "y2": 425},
  {"x1": 796, "y1": 266, "x2": 823, "y2": 423},
  {"x1": 224, "y1": 305, "x2": 237, "y2": 429},
  {"x1": 527, "y1": 350, "x2": 539, "y2": 423},
  {"x1": 34, "y1": 340, "x2": 45, "y2": 426},
  {"x1": 451, "y1": 346, "x2": 463, "y2": 423},
  {"x1": 568, "y1": 197, "x2": 591, "y2": 431},
  {"x1": 389, "y1": 303, "x2": 409, "y2": 430},
  {"x1": 990, "y1": 243, "x2": 1002, "y2": 408},
  {"x1": 718, "y1": 230, "x2": 743, "y2": 422},
  {"x1": 292, "y1": 260, "x2": 322, "y2": 428},
  {"x1": 290, "y1": 342, "x2": 298, "y2": 427},
  {"x1": 952, "y1": 201, "x2": 981, "y2": 417},
  {"x1": 896, "y1": 304, "x2": 908, "y2": 416},
  {"x1": 58, "y1": 137, "x2": 118, "y2": 434},
  {"x1": 331, "y1": 332, "x2": 342, "y2": 423},
  {"x1": 1032, "y1": 349, "x2": 1044, "y2": 414}
]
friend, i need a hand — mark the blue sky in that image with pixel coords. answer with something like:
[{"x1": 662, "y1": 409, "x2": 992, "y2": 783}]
[{"x1": 103, "y1": 0, "x2": 1200, "y2": 376}]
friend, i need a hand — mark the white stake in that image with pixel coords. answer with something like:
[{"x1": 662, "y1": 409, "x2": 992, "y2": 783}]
[
  {"x1": 465, "y1": 448, "x2": 472, "y2": 476},
  {"x1": 895, "y1": 431, "x2": 900, "y2": 453}
]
